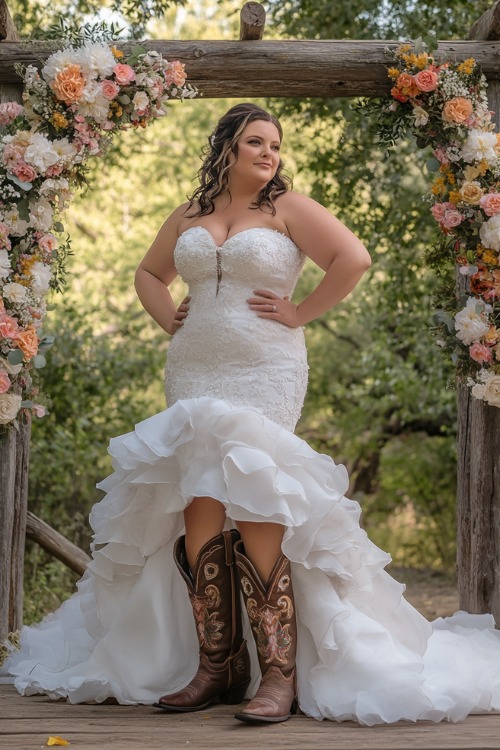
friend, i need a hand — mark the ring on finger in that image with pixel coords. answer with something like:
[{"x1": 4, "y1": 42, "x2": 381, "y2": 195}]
[{"x1": 272, "y1": 304, "x2": 277, "y2": 312}]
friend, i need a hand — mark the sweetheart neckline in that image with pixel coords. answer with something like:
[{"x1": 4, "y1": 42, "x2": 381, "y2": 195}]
[{"x1": 176, "y1": 225, "x2": 299, "y2": 250}]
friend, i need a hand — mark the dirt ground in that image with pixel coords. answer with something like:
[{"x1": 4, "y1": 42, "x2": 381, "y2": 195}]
[{"x1": 389, "y1": 566, "x2": 460, "y2": 620}]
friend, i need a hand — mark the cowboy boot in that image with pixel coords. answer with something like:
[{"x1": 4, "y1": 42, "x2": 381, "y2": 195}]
[
  {"x1": 154, "y1": 529, "x2": 251, "y2": 712},
  {"x1": 233, "y1": 541, "x2": 298, "y2": 724}
]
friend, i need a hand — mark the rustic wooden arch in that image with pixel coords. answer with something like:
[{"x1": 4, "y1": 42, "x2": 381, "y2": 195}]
[{"x1": 1, "y1": 0, "x2": 500, "y2": 640}]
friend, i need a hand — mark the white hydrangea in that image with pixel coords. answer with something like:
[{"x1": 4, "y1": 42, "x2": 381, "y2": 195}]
[
  {"x1": 461, "y1": 129, "x2": 498, "y2": 166},
  {"x1": 30, "y1": 261, "x2": 52, "y2": 296},
  {"x1": 24, "y1": 132, "x2": 59, "y2": 173},
  {"x1": 480, "y1": 213, "x2": 500, "y2": 251},
  {"x1": 454, "y1": 297, "x2": 490, "y2": 345},
  {"x1": 3, "y1": 281, "x2": 27, "y2": 303},
  {"x1": 74, "y1": 42, "x2": 116, "y2": 79},
  {"x1": 51, "y1": 137, "x2": 78, "y2": 165},
  {"x1": 0, "y1": 248, "x2": 11, "y2": 278}
]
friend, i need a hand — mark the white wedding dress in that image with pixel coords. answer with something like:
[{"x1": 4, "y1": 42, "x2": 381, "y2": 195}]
[{"x1": 4, "y1": 225, "x2": 500, "y2": 724}]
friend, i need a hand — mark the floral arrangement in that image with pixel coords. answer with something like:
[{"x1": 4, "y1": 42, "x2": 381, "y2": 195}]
[
  {"x1": 0, "y1": 41, "x2": 197, "y2": 427},
  {"x1": 373, "y1": 43, "x2": 500, "y2": 408}
]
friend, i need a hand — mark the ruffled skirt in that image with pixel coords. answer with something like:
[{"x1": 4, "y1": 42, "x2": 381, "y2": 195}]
[{"x1": 4, "y1": 397, "x2": 500, "y2": 724}]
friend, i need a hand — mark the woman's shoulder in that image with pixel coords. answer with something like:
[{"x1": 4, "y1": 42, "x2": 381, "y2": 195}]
[{"x1": 277, "y1": 191, "x2": 331, "y2": 225}]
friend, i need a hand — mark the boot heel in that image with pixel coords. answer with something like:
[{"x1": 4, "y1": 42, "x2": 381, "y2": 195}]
[
  {"x1": 290, "y1": 698, "x2": 298, "y2": 715},
  {"x1": 220, "y1": 678, "x2": 251, "y2": 705}
]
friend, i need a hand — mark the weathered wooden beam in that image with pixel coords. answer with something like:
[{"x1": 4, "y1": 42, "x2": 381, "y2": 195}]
[
  {"x1": 0, "y1": 0, "x2": 19, "y2": 41},
  {"x1": 1, "y1": 40, "x2": 500, "y2": 97},
  {"x1": 240, "y1": 1, "x2": 266, "y2": 41},
  {"x1": 468, "y1": 0, "x2": 500, "y2": 40},
  {"x1": 26, "y1": 511, "x2": 91, "y2": 577}
]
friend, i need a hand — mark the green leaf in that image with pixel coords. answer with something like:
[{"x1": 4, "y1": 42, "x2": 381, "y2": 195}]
[
  {"x1": 7, "y1": 349, "x2": 24, "y2": 365},
  {"x1": 39, "y1": 335, "x2": 56, "y2": 350},
  {"x1": 17, "y1": 199, "x2": 30, "y2": 222},
  {"x1": 53, "y1": 221, "x2": 65, "y2": 233},
  {"x1": 33, "y1": 354, "x2": 47, "y2": 369},
  {"x1": 119, "y1": 95, "x2": 131, "y2": 104},
  {"x1": 426, "y1": 157, "x2": 440, "y2": 173}
]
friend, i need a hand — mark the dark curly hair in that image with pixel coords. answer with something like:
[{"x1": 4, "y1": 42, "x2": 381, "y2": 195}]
[{"x1": 186, "y1": 103, "x2": 292, "y2": 216}]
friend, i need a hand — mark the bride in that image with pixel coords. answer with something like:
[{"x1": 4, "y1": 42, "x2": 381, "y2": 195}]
[{"x1": 4, "y1": 103, "x2": 500, "y2": 725}]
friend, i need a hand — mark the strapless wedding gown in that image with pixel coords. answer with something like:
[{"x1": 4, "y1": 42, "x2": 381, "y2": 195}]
[{"x1": 4, "y1": 226, "x2": 500, "y2": 724}]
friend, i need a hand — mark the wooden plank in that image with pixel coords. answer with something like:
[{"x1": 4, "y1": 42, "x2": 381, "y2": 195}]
[
  {"x1": 1, "y1": 687, "x2": 500, "y2": 750},
  {"x1": 1, "y1": 40, "x2": 500, "y2": 96}
]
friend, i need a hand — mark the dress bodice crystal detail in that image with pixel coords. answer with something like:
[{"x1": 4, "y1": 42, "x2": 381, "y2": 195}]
[{"x1": 166, "y1": 226, "x2": 309, "y2": 432}]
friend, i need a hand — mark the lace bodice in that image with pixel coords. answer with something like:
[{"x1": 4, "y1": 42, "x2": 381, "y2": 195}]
[{"x1": 165, "y1": 226, "x2": 309, "y2": 431}]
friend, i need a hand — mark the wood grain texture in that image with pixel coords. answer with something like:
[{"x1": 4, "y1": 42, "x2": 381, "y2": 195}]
[
  {"x1": 0, "y1": 418, "x2": 30, "y2": 640},
  {"x1": 239, "y1": 1, "x2": 266, "y2": 41},
  {"x1": 468, "y1": 0, "x2": 500, "y2": 40},
  {"x1": 1, "y1": 685, "x2": 500, "y2": 749},
  {"x1": 25, "y1": 511, "x2": 91, "y2": 576},
  {"x1": 0, "y1": 0, "x2": 19, "y2": 41},
  {"x1": 1, "y1": 40, "x2": 500, "y2": 96}
]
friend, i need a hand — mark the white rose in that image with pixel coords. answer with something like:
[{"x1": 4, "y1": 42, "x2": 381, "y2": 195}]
[
  {"x1": 0, "y1": 207, "x2": 30, "y2": 236},
  {"x1": 0, "y1": 247, "x2": 11, "y2": 278},
  {"x1": 24, "y1": 132, "x2": 59, "y2": 173},
  {"x1": 31, "y1": 261, "x2": 52, "y2": 296},
  {"x1": 479, "y1": 213, "x2": 500, "y2": 251},
  {"x1": 133, "y1": 91, "x2": 150, "y2": 111},
  {"x1": 471, "y1": 381, "x2": 487, "y2": 401},
  {"x1": 0, "y1": 392, "x2": 22, "y2": 424},
  {"x1": 483, "y1": 374, "x2": 500, "y2": 407},
  {"x1": 3, "y1": 281, "x2": 27, "y2": 303},
  {"x1": 454, "y1": 297, "x2": 490, "y2": 345},
  {"x1": 461, "y1": 129, "x2": 498, "y2": 166},
  {"x1": 29, "y1": 199, "x2": 53, "y2": 232},
  {"x1": 412, "y1": 106, "x2": 429, "y2": 127}
]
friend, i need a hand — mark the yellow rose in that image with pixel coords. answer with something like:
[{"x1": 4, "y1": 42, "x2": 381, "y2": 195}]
[{"x1": 460, "y1": 181, "x2": 484, "y2": 205}]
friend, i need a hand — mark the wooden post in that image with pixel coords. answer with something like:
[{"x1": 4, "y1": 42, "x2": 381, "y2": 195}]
[
  {"x1": 0, "y1": 0, "x2": 29, "y2": 641},
  {"x1": 455, "y1": 1, "x2": 500, "y2": 623},
  {"x1": 239, "y1": 2, "x2": 266, "y2": 40}
]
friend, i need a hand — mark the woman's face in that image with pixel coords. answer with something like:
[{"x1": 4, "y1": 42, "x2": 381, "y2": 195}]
[{"x1": 229, "y1": 119, "x2": 281, "y2": 186}]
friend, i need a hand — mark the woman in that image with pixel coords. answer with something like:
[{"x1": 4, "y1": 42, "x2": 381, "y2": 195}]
[
  {"x1": 134, "y1": 102, "x2": 371, "y2": 723},
  {"x1": 5, "y1": 104, "x2": 500, "y2": 725}
]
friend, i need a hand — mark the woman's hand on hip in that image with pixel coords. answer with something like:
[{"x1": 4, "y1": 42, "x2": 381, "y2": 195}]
[
  {"x1": 246, "y1": 290, "x2": 301, "y2": 328},
  {"x1": 171, "y1": 295, "x2": 191, "y2": 333}
]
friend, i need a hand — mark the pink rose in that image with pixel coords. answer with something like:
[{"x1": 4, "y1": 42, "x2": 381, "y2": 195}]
[
  {"x1": 480, "y1": 193, "x2": 500, "y2": 217},
  {"x1": 164, "y1": 60, "x2": 186, "y2": 87},
  {"x1": 0, "y1": 313, "x2": 20, "y2": 339},
  {"x1": 38, "y1": 233, "x2": 58, "y2": 254},
  {"x1": 11, "y1": 160, "x2": 37, "y2": 183},
  {"x1": 0, "y1": 369, "x2": 10, "y2": 394},
  {"x1": 0, "y1": 101, "x2": 23, "y2": 125},
  {"x1": 469, "y1": 343, "x2": 493, "y2": 364},
  {"x1": 45, "y1": 164, "x2": 64, "y2": 177},
  {"x1": 431, "y1": 202, "x2": 454, "y2": 222},
  {"x1": 101, "y1": 79, "x2": 120, "y2": 100},
  {"x1": 441, "y1": 209, "x2": 464, "y2": 229},
  {"x1": 433, "y1": 148, "x2": 450, "y2": 165},
  {"x1": 2, "y1": 142, "x2": 26, "y2": 170},
  {"x1": 414, "y1": 69, "x2": 438, "y2": 92},
  {"x1": 113, "y1": 63, "x2": 136, "y2": 85}
]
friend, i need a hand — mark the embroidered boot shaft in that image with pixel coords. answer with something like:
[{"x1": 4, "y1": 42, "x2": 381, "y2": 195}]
[
  {"x1": 155, "y1": 530, "x2": 251, "y2": 712},
  {"x1": 233, "y1": 541, "x2": 298, "y2": 724}
]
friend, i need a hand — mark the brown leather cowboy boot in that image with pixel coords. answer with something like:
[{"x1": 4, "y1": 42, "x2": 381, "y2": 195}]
[
  {"x1": 154, "y1": 530, "x2": 251, "y2": 712},
  {"x1": 233, "y1": 541, "x2": 298, "y2": 724}
]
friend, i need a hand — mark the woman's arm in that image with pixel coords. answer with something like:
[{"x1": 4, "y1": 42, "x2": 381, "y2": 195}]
[
  {"x1": 134, "y1": 205, "x2": 189, "y2": 335},
  {"x1": 248, "y1": 192, "x2": 372, "y2": 328}
]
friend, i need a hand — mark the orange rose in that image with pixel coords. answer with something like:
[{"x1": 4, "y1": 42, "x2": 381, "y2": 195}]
[
  {"x1": 442, "y1": 97, "x2": 473, "y2": 124},
  {"x1": 414, "y1": 69, "x2": 438, "y2": 92},
  {"x1": 16, "y1": 326, "x2": 39, "y2": 360},
  {"x1": 51, "y1": 64, "x2": 86, "y2": 106}
]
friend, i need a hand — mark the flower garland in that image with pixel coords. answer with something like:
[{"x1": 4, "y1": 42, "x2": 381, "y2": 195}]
[
  {"x1": 370, "y1": 43, "x2": 500, "y2": 408},
  {"x1": 0, "y1": 41, "x2": 197, "y2": 427}
]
